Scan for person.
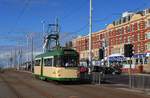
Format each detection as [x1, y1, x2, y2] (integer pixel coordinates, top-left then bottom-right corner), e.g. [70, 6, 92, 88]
[65, 62, 69, 67]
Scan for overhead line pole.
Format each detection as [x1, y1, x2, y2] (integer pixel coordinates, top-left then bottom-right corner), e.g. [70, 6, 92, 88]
[41, 20, 45, 53]
[89, 0, 92, 69]
[26, 35, 29, 70]
[31, 35, 33, 72]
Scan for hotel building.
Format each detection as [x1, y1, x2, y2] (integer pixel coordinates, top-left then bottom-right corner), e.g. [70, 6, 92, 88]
[72, 8, 150, 72]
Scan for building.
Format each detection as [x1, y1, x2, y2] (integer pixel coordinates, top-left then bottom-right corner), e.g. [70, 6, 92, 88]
[72, 8, 150, 72]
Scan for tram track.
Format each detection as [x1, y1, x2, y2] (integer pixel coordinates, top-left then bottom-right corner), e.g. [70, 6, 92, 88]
[0, 74, 23, 98]
[2, 71, 150, 98]
[60, 83, 150, 98]
[11, 71, 149, 98]
[9, 71, 97, 98]
[3, 71, 56, 98]
[59, 85, 99, 98]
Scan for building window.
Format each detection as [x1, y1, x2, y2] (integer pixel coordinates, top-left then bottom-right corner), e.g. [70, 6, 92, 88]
[121, 27, 124, 34]
[146, 43, 150, 50]
[127, 26, 130, 33]
[146, 32, 150, 39]
[132, 37, 134, 42]
[134, 23, 137, 31]
[137, 22, 140, 30]
[147, 19, 150, 27]
[125, 26, 128, 33]
[124, 37, 126, 43]
[127, 36, 130, 43]
[130, 24, 133, 32]
[137, 33, 140, 41]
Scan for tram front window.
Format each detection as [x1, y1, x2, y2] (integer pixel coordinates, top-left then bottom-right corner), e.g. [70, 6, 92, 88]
[54, 55, 78, 67]
[63, 55, 78, 67]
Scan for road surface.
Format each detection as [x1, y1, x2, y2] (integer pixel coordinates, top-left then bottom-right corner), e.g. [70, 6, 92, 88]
[0, 70, 149, 98]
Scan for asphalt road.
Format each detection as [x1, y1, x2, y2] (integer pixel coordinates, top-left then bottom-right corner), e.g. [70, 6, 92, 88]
[104, 74, 129, 84]
[0, 70, 149, 98]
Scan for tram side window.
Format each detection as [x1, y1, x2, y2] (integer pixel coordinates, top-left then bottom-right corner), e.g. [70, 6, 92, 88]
[35, 60, 41, 66]
[54, 56, 62, 67]
[44, 58, 53, 66]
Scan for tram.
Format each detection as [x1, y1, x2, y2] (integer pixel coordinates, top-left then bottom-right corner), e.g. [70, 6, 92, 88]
[34, 48, 80, 81]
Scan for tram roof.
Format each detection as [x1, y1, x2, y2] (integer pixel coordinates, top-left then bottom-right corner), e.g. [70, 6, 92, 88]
[35, 48, 78, 58]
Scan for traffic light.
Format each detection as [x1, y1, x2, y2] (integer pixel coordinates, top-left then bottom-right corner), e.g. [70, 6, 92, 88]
[124, 44, 134, 57]
[99, 48, 104, 60]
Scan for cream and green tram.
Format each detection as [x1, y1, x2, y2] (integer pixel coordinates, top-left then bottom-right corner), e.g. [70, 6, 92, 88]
[33, 49, 80, 81]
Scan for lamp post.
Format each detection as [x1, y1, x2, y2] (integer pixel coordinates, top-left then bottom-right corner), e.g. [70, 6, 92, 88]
[41, 20, 45, 52]
[26, 34, 29, 70]
[103, 28, 110, 67]
[31, 34, 33, 72]
[27, 33, 34, 72]
[88, 0, 92, 69]
[106, 31, 110, 67]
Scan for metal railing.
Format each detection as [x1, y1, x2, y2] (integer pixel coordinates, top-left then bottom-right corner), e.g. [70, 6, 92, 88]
[79, 72, 105, 84]
[131, 75, 150, 90]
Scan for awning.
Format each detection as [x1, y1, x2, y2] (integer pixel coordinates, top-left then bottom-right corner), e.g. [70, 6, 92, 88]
[108, 53, 126, 62]
[109, 56, 126, 62]
[133, 53, 147, 59]
[146, 53, 150, 57]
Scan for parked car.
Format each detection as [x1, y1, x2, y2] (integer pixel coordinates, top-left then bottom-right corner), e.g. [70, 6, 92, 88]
[103, 67, 121, 75]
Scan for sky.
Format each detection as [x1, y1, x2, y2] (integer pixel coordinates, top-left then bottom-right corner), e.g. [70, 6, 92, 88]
[0, 0, 150, 67]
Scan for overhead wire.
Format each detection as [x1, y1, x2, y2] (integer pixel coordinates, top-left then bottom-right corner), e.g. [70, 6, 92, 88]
[61, 0, 88, 21]
[59, 23, 89, 44]
[58, 0, 89, 41]
[12, 0, 31, 33]
[2, 0, 32, 52]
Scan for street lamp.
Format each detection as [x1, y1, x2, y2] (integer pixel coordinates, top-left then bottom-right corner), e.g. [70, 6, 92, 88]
[103, 26, 110, 67]
[41, 20, 46, 52]
[88, 0, 92, 69]
[26, 33, 34, 72]
[26, 34, 30, 70]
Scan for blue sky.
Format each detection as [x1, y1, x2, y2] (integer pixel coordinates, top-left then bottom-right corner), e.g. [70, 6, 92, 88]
[0, 0, 150, 66]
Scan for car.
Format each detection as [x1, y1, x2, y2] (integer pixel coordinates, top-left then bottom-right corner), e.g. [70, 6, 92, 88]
[103, 67, 121, 75]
